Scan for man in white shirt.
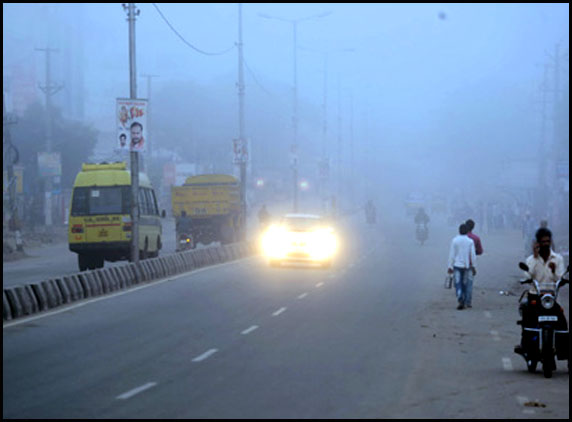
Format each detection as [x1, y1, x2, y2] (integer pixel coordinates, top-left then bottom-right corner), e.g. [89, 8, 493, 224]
[524, 227, 565, 294]
[447, 223, 477, 310]
[515, 227, 566, 357]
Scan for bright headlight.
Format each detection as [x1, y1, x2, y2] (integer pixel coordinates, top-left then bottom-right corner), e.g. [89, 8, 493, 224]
[541, 295, 555, 310]
[308, 229, 338, 260]
[261, 225, 288, 258]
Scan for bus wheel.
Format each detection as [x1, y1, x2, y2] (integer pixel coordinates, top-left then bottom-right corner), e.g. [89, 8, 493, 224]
[78, 254, 89, 271]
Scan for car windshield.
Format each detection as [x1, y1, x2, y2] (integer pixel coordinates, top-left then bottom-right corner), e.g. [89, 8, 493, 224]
[281, 216, 323, 231]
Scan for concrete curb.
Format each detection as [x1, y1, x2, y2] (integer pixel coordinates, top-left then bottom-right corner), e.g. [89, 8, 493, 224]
[3, 242, 258, 322]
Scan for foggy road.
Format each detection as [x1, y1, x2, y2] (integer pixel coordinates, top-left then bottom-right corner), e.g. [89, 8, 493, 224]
[4, 214, 568, 419]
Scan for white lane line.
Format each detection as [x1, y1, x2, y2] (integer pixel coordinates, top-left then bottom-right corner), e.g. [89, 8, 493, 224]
[491, 330, 500, 341]
[516, 395, 529, 406]
[241, 325, 259, 335]
[523, 409, 536, 415]
[192, 348, 218, 362]
[272, 307, 287, 316]
[117, 382, 157, 400]
[316, 282, 324, 288]
[502, 357, 513, 371]
[327, 273, 337, 278]
[298, 292, 308, 299]
[484, 311, 492, 318]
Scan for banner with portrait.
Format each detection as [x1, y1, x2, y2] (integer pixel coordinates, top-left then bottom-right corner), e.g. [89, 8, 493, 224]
[116, 98, 148, 152]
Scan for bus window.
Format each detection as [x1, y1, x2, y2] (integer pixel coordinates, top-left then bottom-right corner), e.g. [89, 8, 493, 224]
[71, 186, 130, 216]
[150, 189, 159, 216]
[143, 188, 158, 216]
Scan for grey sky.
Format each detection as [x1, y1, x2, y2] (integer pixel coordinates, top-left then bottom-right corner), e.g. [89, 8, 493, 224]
[3, 3, 569, 195]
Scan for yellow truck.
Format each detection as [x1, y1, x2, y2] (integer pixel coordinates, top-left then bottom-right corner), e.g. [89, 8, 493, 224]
[171, 174, 244, 247]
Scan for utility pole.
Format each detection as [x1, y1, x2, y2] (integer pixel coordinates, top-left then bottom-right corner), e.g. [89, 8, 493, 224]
[124, 2, 140, 264]
[258, 11, 331, 212]
[3, 94, 20, 240]
[320, 52, 329, 207]
[336, 75, 342, 208]
[237, 3, 247, 240]
[349, 91, 354, 206]
[36, 47, 63, 227]
[141, 73, 158, 162]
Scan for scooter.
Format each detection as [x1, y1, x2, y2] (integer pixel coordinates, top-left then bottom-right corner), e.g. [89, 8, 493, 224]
[177, 233, 195, 251]
[514, 262, 569, 378]
[416, 224, 428, 245]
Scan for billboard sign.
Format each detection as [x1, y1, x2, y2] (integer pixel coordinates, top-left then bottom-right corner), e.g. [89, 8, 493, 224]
[117, 98, 148, 152]
[38, 152, 62, 178]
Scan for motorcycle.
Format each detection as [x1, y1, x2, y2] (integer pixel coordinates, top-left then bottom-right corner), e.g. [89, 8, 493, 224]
[365, 207, 376, 225]
[514, 262, 569, 378]
[177, 233, 195, 251]
[415, 224, 428, 245]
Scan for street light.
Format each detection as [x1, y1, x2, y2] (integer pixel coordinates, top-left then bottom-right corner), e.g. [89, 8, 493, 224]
[258, 10, 332, 212]
[299, 45, 356, 209]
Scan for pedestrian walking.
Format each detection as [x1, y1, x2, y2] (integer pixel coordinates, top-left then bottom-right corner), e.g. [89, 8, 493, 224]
[465, 219, 483, 309]
[447, 223, 477, 310]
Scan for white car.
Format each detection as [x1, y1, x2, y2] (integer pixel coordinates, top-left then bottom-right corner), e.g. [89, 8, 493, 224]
[260, 213, 338, 268]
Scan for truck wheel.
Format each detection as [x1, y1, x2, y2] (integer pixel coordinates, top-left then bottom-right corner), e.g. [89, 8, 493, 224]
[78, 254, 89, 272]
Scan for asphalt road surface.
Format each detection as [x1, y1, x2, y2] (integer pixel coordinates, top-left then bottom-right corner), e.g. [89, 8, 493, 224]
[3, 213, 569, 418]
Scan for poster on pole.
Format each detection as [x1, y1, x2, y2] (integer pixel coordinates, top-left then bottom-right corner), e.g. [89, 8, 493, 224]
[233, 138, 249, 164]
[116, 98, 148, 152]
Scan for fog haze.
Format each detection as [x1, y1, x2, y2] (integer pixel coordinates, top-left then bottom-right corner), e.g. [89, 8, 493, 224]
[3, 3, 569, 213]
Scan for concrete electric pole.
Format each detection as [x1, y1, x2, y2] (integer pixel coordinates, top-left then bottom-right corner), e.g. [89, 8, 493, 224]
[258, 11, 331, 212]
[36, 47, 63, 227]
[237, 3, 247, 240]
[123, 2, 140, 264]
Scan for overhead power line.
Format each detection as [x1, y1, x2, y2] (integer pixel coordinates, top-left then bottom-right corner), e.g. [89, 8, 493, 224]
[243, 57, 274, 97]
[151, 3, 235, 56]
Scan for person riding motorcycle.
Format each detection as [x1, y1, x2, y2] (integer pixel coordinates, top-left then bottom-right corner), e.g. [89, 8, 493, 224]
[516, 227, 567, 353]
[258, 204, 271, 230]
[176, 210, 192, 234]
[414, 207, 430, 228]
[365, 200, 376, 224]
[414, 207, 429, 242]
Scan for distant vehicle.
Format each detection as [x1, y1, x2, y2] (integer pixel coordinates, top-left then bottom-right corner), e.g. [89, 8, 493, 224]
[171, 174, 244, 247]
[404, 192, 426, 216]
[68, 162, 162, 271]
[260, 213, 338, 268]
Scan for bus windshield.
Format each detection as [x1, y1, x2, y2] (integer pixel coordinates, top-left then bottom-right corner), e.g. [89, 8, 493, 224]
[71, 186, 131, 216]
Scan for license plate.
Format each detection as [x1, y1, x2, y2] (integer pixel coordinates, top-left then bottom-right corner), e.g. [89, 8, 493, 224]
[538, 315, 558, 322]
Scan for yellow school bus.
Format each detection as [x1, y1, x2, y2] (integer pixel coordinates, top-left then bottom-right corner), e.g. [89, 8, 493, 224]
[68, 162, 162, 271]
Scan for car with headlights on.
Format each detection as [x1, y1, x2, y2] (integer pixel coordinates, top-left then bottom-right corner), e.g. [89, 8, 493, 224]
[260, 213, 338, 268]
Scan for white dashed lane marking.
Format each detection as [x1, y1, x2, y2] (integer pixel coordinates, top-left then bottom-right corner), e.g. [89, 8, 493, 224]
[490, 330, 500, 341]
[298, 292, 308, 299]
[484, 311, 492, 318]
[272, 307, 287, 316]
[192, 349, 218, 362]
[241, 325, 259, 335]
[116, 382, 157, 400]
[316, 282, 324, 288]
